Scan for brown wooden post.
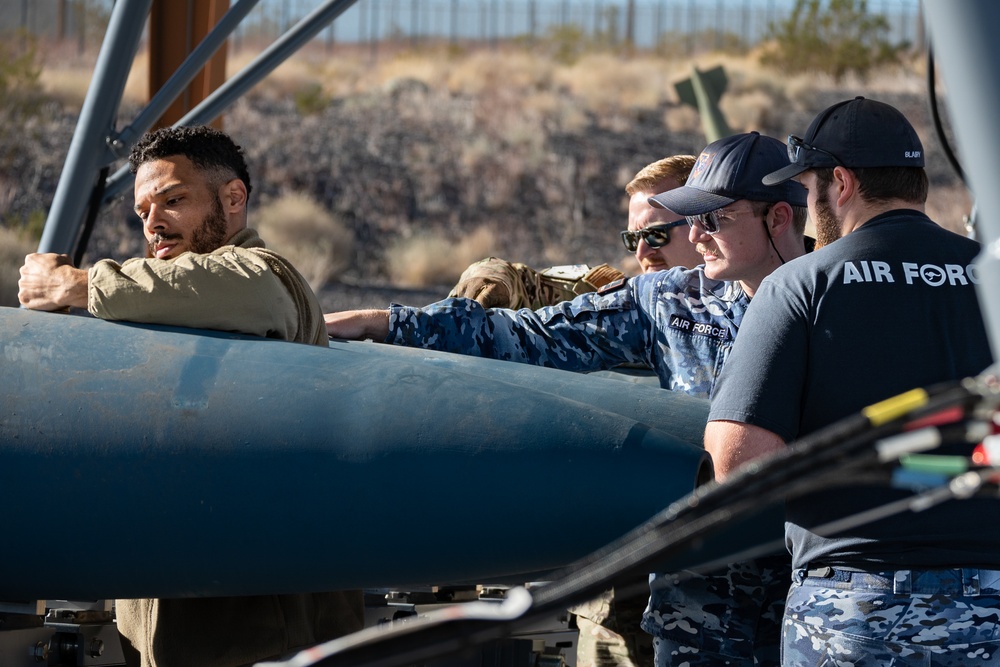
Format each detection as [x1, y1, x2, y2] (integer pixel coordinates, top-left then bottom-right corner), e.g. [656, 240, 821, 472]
[148, 0, 230, 130]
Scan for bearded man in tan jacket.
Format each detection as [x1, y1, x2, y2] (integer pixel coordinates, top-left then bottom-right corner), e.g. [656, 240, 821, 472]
[18, 125, 363, 667]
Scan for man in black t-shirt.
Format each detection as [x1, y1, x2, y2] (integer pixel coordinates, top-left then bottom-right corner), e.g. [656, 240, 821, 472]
[704, 97, 997, 665]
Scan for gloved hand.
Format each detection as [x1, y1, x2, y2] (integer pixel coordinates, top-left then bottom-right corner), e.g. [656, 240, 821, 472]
[450, 276, 513, 309]
[448, 257, 520, 309]
[449, 258, 626, 310]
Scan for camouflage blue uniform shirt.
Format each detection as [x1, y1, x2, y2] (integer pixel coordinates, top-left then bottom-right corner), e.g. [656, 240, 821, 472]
[388, 269, 787, 665]
[387, 266, 747, 398]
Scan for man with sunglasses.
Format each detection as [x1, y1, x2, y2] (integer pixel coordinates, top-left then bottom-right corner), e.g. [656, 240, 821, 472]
[326, 131, 810, 666]
[444, 155, 701, 667]
[704, 98, 996, 664]
[326, 132, 807, 396]
[622, 155, 705, 274]
[447, 155, 702, 311]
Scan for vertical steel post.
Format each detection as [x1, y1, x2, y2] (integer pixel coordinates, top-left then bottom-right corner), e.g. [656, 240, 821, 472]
[923, 0, 1000, 361]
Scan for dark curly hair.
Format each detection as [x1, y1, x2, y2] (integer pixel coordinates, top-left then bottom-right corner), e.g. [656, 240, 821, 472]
[128, 125, 253, 199]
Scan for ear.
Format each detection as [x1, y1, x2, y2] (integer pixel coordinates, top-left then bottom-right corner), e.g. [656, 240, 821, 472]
[831, 166, 857, 209]
[767, 201, 794, 237]
[219, 178, 248, 214]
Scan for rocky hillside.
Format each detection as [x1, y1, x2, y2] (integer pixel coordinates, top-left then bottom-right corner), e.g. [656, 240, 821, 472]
[0, 52, 969, 312]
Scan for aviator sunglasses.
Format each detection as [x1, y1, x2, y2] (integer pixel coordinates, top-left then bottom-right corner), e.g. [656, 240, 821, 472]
[686, 204, 771, 235]
[620, 219, 687, 252]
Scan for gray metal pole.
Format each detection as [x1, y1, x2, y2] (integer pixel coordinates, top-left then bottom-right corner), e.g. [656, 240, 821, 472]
[922, 0, 1000, 361]
[103, 0, 360, 204]
[38, 0, 152, 255]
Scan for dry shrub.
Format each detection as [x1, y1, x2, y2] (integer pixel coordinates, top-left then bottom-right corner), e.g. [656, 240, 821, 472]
[509, 87, 589, 134]
[232, 50, 329, 100]
[386, 226, 496, 288]
[782, 74, 827, 111]
[0, 226, 35, 307]
[375, 51, 452, 90]
[278, 49, 454, 101]
[722, 89, 777, 132]
[663, 104, 701, 135]
[426, 49, 587, 142]
[37, 46, 147, 109]
[441, 52, 559, 177]
[926, 184, 973, 235]
[123, 49, 149, 106]
[618, 55, 685, 107]
[457, 137, 526, 210]
[553, 54, 667, 115]
[319, 60, 371, 98]
[254, 192, 353, 291]
[38, 63, 92, 108]
[835, 62, 925, 95]
[446, 50, 554, 97]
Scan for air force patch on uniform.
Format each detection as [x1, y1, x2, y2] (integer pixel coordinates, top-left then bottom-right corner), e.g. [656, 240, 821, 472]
[597, 277, 627, 294]
[669, 315, 729, 340]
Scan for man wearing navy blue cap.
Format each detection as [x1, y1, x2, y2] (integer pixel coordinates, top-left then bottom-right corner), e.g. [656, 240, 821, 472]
[326, 130, 808, 401]
[642, 131, 808, 667]
[327, 131, 810, 666]
[705, 98, 998, 664]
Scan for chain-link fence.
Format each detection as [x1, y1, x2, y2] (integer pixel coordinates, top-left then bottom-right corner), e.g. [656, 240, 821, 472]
[1, 0, 923, 57]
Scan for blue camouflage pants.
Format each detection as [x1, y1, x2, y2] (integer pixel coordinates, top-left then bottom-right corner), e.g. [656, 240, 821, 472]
[643, 555, 791, 666]
[784, 567, 1000, 665]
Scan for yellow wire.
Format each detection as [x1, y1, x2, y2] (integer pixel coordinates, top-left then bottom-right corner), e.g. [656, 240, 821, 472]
[862, 388, 930, 426]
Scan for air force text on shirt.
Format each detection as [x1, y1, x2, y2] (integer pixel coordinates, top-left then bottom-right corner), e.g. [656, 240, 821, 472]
[841, 260, 980, 286]
[667, 315, 729, 340]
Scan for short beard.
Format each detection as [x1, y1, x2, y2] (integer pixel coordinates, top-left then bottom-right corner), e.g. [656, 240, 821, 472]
[813, 187, 842, 249]
[147, 197, 230, 257]
[189, 197, 230, 253]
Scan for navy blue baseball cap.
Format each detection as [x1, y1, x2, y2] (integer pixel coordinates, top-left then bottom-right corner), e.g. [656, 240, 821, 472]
[648, 131, 807, 215]
[763, 97, 925, 185]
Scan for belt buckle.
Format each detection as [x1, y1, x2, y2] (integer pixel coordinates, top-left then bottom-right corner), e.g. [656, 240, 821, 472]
[807, 566, 833, 579]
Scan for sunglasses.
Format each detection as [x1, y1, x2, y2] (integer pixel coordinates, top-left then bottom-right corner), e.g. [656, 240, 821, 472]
[787, 134, 842, 167]
[620, 219, 687, 252]
[686, 204, 770, 235]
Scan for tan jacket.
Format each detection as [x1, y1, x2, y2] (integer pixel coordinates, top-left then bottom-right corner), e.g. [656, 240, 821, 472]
[105, 229, 363, 665]
[89, 228, 326, 347]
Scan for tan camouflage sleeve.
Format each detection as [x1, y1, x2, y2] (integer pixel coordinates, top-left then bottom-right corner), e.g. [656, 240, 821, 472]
[449, 257, 626, 310]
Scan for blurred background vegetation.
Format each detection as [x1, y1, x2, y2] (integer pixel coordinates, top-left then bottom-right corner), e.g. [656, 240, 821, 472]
[1, 0, 962, 311]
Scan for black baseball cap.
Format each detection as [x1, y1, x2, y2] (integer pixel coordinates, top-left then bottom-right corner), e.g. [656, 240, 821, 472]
[763, 96, 925, 186]
[648, 131, 807, 216]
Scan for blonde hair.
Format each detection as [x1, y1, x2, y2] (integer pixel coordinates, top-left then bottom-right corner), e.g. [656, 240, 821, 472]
[625, 155, 697, 196]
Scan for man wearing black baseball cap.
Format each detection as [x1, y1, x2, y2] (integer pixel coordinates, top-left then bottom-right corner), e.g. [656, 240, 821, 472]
[762, 95, 926, 248]
[327, 131, 811, 667]
[705, 98, 997, 664]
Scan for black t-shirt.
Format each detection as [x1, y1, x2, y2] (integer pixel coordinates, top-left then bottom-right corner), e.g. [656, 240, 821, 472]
[709, 210, 996, 569]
